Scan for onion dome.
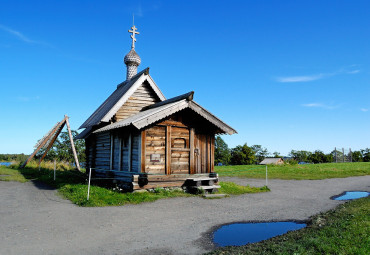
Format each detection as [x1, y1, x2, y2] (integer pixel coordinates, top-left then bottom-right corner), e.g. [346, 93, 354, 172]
[124, 48, 141, 66]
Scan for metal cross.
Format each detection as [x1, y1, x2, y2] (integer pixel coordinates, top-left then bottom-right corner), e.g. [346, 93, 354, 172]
[128, 25, 139, 49]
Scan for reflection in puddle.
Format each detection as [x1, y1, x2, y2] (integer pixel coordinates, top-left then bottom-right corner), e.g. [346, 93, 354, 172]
[213, 221, 306, 247]
[332, 191, 369, 201]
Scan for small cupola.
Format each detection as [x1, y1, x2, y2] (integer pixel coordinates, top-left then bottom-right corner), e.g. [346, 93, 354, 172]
[124, 25, 141, 80]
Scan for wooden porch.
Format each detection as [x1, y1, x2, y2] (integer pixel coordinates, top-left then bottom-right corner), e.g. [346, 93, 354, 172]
[92, 169, 219, 193]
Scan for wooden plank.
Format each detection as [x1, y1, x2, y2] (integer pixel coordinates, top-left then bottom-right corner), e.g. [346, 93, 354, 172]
[210, 135, 215, 173]
[65, 116, 81, 171]
[190, 128, 195, 174]
[137, 181, 185, 190]
[147, 175, 189, 182]
[141, 130, 146, 173]
[38, 122, 66, 166]
[109, 134, 113, 170]
[166, 126, 171, 175]
[186, 177, 218, 182]
[189, 185, 221, 190]
[128, 133, 132, 172]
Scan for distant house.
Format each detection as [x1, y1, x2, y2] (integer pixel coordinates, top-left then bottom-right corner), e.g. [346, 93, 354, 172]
[259, 158, 284, 165]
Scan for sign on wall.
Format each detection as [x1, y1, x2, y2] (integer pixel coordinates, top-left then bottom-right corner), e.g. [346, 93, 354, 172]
[150, 154, 161, 162]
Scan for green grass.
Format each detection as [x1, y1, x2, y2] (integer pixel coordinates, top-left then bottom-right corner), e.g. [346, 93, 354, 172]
[59, 184, 191, 206]
[215, 162, 370, 180]
[1, 162, 269, 207]
[0, 166, 28, 182]
[218, 182, 270, 195]
[206, 197, 370, 255]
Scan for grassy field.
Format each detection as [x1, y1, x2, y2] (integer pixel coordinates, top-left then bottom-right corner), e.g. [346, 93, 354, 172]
[207, 197, 370, 255]
[215, 162, 370, 180]
[0, 162, 269, 207]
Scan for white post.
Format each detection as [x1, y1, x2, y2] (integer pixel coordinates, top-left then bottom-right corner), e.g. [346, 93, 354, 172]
[87, 168, 92, 201]
[265, 165, 268, 186]
[54, 160, 56, 181]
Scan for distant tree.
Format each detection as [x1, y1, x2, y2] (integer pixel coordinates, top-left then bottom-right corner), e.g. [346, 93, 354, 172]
[272, 151, 281, 158]
[251, 145, 269, 163]
[362, 148, 370, 162]
[309, 150, 330, 163]
[324, 153, 334, 163]
[351, 151, 363, 162]
[230, 143, 255, 165]
[214, 136, 230, 165]
[0, 154, 28, 162]
[289, 150, 312, 163]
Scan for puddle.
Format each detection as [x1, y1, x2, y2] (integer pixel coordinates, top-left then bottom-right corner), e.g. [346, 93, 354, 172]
[332, 191, 370, 201]
[213, 221, 306, 247]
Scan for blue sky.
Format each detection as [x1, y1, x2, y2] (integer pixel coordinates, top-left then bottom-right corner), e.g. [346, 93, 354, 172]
[0, 0, 369, 155]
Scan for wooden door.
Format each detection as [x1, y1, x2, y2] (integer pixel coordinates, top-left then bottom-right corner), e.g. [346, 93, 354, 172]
[194, 133, 214, 173]
[170, 127, 190, 174]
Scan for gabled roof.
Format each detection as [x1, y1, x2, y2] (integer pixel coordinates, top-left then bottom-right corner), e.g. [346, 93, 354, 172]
[79, 68, 166, 129]
[259, 158, 284, 165]
[94, 92, 237, 135]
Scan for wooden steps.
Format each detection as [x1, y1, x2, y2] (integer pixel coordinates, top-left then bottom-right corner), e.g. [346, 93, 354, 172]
[184, 174, 219, 194]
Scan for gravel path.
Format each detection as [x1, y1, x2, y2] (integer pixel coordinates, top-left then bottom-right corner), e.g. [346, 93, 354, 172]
[1, 176, 369, 255]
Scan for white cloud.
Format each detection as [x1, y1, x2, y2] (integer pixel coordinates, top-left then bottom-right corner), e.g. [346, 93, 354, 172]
[347, 70, 360, 74]
[302, 103, 337, 110]
[0, 24, 50, 47]
[360, 108, 368, 112]
[0, 24, 36, 43]
[276, 74, 326, 83]
[276, 67, 360, 83]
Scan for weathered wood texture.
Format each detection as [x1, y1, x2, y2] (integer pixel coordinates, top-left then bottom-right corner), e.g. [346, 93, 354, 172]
[194, 132, 214, 174]
[85, 136, 95, 170]
[131, 131, 141, 172]
[65, 116, 81, 171]
[145, 126, 166, 174]
[95, 132, 111, 170]
[170, 126, 190, 175]
[115, 81, 160, 121]
[141, 113, 215, 175]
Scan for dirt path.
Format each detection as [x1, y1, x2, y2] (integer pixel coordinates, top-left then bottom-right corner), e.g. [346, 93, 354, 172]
[1, 176, 369, 255]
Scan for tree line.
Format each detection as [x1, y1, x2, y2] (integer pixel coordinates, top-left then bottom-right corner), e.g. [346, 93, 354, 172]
[0, 153, 29, 162]
[215, 136, 370, 165]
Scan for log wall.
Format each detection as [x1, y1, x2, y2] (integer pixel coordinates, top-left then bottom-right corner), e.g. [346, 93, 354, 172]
[142, 114, 215, 175]
[144, 126, 166, 174]
[95, 132, 111, 170]
[115, 81, 160, 121]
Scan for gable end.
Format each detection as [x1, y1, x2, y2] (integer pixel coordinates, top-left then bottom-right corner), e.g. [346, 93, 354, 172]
[115, 81, 162, 121]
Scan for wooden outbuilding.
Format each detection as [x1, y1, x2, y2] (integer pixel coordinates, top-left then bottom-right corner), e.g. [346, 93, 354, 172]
[77, 26, 236, 191]
[259, 158, 284, 165]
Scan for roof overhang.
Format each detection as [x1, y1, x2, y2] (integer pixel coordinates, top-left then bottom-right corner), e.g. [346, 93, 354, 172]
[94, 93, 237, 135]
